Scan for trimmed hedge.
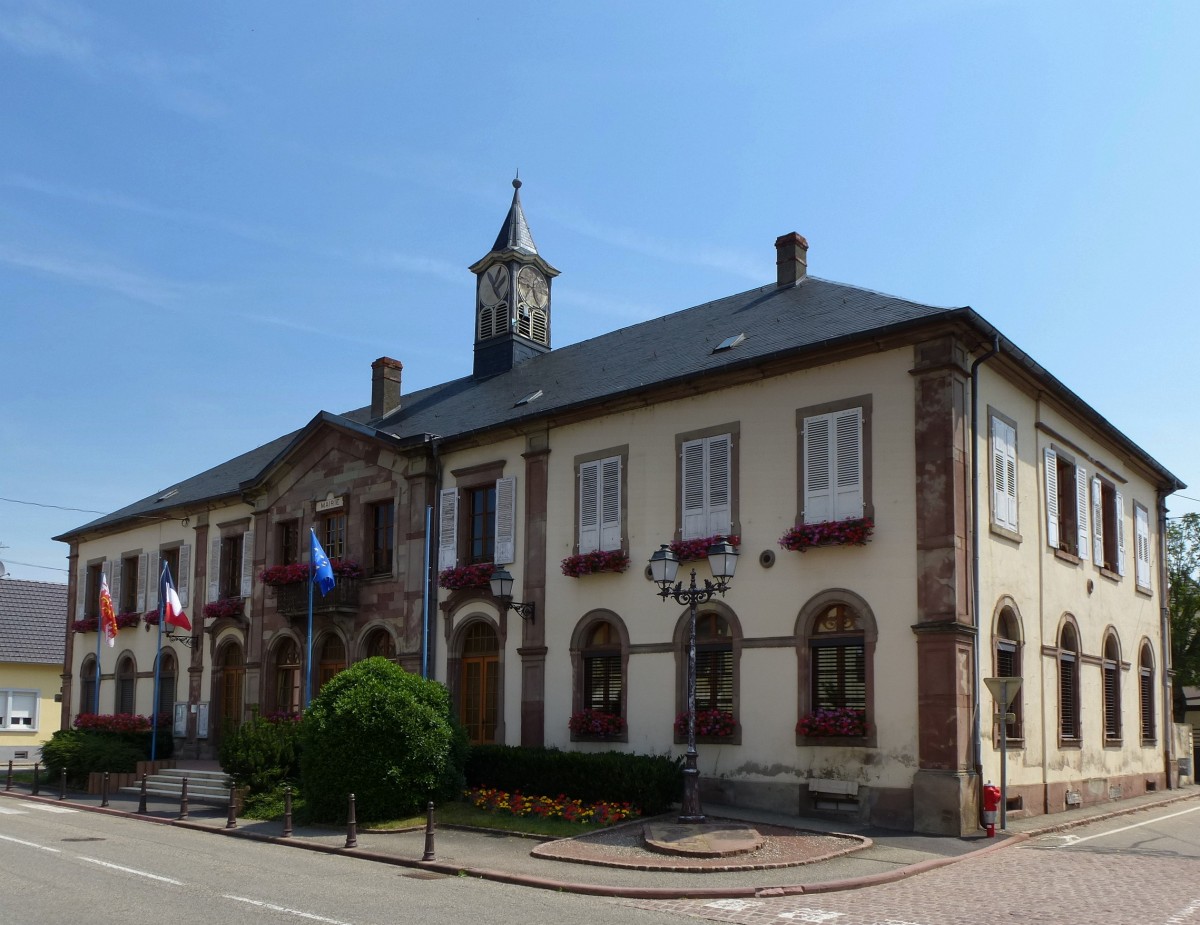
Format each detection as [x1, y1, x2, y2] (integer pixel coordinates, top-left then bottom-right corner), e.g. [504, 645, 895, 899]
[218, 714, 302, 794]
[465, 745, 682, 815]
[41, 730, 144, 787]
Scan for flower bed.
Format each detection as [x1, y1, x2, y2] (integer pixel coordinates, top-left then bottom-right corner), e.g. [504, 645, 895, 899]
[796, 707, 868, 737]
[669, 534, 741, 563]
[71, 612, 140, 634]
[568, 708, 626, 737]
[203, 596, 245, 621]
[561, 549, 630, 577]
[673, 708, 736, 738]
[438, 562, 494, 591]
[779, 517, 874, 552]
[73, 712, 170, 734]
[258, 560, 363, 586]
[464, 787, 640, 826]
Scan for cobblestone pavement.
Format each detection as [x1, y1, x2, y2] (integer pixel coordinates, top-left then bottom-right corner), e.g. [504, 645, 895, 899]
[619, 833, 1200, 925]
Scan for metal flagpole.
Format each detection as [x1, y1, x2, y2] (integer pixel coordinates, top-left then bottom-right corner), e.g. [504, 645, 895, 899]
[151, 560, 164, 762]
[93, 599, 102, 714]
[306, 535, 314, 708]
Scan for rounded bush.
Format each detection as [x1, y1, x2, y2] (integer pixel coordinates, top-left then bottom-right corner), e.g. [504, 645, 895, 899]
[300, 658, 466, 824]
[219, 714, 302, 794]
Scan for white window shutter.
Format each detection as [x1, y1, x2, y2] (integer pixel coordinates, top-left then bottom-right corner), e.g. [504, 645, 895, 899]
[145, 554, 158, 611]
[208, 537, 222, 601]
[1114, 492, 1125, 576]
[136, 552, 149, 612]
[1135, 505, 1151, 590]
[1004, 423, 1018, 531]
[177, 544, 191, 607]
[600, 456, 622, 551]
[833, 408, 863, 521]
[578, 461, 600, 554]
[804, 414, 833, 525]
[1044, 448, 1059, 549]
[706, 434, 732, 535]
[240, 530, 255, 597]
[438, 488, 458, 571]
[494, 476, 516, 565]
[1092, 477, 1104, 565]
[1074, 465, 1089, 560]
[991, 417, 1007, 527]
[76, 564, 88, 619]
[110, 558, 123, 611]
[681, 438, 707, 539]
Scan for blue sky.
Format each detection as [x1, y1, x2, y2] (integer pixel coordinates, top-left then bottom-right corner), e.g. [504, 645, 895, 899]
[2, 1, 1198, 582]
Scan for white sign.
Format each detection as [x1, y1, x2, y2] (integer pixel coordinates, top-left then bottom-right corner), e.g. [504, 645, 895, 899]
[984, 676, 1023, 708]
[315, 495, 344, 512]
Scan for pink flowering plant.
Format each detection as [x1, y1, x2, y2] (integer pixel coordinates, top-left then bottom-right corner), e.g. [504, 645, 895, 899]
[258, 559, 363, 586]
[796, 707, 868, 737]
[560, 549, 630, 578]
[73, 712, 170, 734]
[437, 562, 494, 591]
[779, 518, 874, 552]
[71, 612, 140, 634]
[669, 534, 741, 563]
[568, 708, 626, 737]
[203, 596, 245, 621]
[674, 708, 736, 738]
[464, 787, 640, 826]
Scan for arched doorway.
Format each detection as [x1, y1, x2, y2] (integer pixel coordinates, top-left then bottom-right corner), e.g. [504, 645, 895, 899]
[364, 627, 397, 661]
[317, 635, 346, 692]
[271, 638, 302, 716]
[215, 641, 244, 738]
[459, 621, 499, 744]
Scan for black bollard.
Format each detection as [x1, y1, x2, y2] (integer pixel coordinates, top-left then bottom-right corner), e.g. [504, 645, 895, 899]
[344, 793, 357, 848]
[5, 759, 11, 791]
[282, 786, 293, 837]
[421, 801, 436, 861]
[31, 762, 39, 796]
[101, 771, 110, 808]
[59, 769, 67, 801]
[225, 785, 237, 829]
[178, 777, 189, 820]
[137, 775, 148, 814]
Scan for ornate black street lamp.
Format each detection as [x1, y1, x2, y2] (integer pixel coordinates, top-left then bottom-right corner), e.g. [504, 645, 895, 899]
[648, 536, 738, 824]
[489, 568, 536, 623]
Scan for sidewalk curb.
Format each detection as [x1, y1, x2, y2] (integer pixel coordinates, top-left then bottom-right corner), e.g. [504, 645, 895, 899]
[5, 787, 1198, 899]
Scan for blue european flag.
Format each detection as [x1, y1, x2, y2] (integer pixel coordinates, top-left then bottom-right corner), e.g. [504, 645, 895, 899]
[310, 528, 336, 596]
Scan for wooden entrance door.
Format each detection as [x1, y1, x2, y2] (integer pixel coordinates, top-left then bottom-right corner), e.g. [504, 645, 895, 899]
[460, 622, 498, 744]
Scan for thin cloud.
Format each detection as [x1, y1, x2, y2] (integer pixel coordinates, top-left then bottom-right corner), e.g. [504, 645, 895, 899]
[359, 251, 466, 286]
[0, 242, 181, 306]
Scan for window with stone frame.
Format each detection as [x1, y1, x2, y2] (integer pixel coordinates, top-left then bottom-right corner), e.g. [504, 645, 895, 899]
[1044, 447, 1089, 559]
[1058, 622, 1081, 742]
[369, 501, 395, 575]
[1102, 632, 1122, 743]
[1139, 642, 1156, 742]
[79, 656, 98, 716]
[994, 607, 1024, 742]
[115, 655, 136, 715]
[582, 621, 623, 715]
[322, 513, 346, 561]
[438, 466, 516, 571]
[119, 554, 141, 614]
[272, 638, 302, 715]
[810, 604, 866, 713]
[218, 533, 244, 600]
[687, 612, 736, 720]
[989, 411, 1019, 535]
[277, 519, 300, 566]
[1091, 476, 1124, 577]
[677, 424, 739, 542]
[576, 449, 625, 554]
[85, 562, 103, 618]
[364, 628, 397, 661]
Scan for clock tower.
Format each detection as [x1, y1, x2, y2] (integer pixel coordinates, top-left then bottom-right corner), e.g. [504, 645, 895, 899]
[469, 179, 560, 379]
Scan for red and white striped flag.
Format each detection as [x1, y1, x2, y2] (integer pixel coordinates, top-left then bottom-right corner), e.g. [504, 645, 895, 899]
[99, 573, 118, 647]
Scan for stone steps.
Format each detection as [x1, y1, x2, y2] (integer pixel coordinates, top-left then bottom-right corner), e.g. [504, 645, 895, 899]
[119, 768, 233, 805]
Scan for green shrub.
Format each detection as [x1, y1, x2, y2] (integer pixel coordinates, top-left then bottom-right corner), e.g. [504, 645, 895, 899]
[41, 729, 143, 787]
[300, 658, 467, 824]
[465, 745, 682, 815]
[218, 714, 302, 794]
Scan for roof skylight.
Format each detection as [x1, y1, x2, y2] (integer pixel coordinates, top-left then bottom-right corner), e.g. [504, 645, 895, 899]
[514, 389, 544, 407]
[713, 333, 746, 353]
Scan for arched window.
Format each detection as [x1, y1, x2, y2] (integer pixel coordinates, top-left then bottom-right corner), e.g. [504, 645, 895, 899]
[79, 655, 98, 716]
[1059, 621, 1081, 742]
[673, 607, 741, 742]
[695, 612, 733, 714]
[1139, 642, 1156, 742]
[809, 604, 865, 713]
[364, 628, 397, 661]
[317, 635, 346, 692]
[272, 638, 302, 715]
[115, 655, 136, 715]
[1102, 631, 1122, 742]
[583, 621, 622, 715]
[459, 621, 499, 745]
[994, 605, 1023, 742]
[796, 591, 878, 745]
[155, 649, 177, 724]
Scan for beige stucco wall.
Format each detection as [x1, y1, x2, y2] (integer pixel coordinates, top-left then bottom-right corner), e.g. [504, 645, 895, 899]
[976, 365, 1168, 801]
[1, 661, 62, 758]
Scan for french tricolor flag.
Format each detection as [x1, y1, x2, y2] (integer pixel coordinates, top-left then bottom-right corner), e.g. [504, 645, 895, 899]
[161, 563, 192, 632]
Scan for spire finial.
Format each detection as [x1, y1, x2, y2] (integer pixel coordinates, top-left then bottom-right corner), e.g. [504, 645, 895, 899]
[513, 173, 521, 190]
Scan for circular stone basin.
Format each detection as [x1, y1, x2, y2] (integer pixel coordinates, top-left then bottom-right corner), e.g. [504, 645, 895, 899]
[642, 822, 765, 858]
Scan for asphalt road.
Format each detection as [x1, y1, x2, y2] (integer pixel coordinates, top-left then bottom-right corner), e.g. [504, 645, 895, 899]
[0, 802, 681, 925]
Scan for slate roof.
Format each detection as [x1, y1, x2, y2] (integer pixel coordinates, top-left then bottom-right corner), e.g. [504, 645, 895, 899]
[0, 579, 68, 665]
[55, 264, 1184, 541]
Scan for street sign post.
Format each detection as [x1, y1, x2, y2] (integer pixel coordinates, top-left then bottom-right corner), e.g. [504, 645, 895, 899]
[984, 677, 1023, 830]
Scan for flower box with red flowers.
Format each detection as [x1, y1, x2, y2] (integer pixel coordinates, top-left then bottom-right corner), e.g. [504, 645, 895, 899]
[203, 596, 245, 621]
[568, 708, 626, 738]
[674, 708, 736, 738]
[560, 549, 631, 578]
[437, 562, 495, 591]
[669, 534, 741, 563]
[796, 707, 868, 738]
[258, 559, 364, 586]
[71, 611, 140, 634]
[779, 518, 874, 552]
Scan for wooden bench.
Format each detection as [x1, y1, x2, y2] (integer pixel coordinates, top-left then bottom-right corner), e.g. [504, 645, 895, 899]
[807, 778, 859, 810]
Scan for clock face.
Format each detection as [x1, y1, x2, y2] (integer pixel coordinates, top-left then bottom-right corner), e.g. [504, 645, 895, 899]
[479, 265, 509, 308]
[516, 266, 549, 310]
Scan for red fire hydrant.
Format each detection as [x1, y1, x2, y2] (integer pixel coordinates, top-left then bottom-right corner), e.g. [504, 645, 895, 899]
[982, 782, 1001, 837]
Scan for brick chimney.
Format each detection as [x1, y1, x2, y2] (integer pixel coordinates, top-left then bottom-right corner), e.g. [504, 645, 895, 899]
[371, 357, 403, 419]
[775, 232, 808, 288]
